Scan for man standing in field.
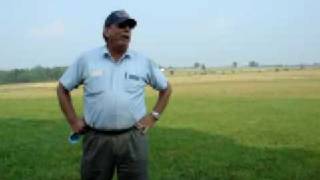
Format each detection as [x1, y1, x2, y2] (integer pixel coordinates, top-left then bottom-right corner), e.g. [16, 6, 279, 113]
[57, 10, 172, 180]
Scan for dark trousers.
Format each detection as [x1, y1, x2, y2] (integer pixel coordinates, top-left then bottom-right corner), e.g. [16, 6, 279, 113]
[81, 127, 148, 180]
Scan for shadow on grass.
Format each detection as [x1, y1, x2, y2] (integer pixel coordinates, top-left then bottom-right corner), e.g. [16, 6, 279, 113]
[0, 118, 319, 180]
[149, 127, 320, 180]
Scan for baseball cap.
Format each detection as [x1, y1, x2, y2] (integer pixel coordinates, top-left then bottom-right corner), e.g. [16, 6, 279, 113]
[104, 10, 137, 28]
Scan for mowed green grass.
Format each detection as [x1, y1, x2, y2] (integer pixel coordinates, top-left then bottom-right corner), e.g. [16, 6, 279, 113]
[1, 69, 320, 180]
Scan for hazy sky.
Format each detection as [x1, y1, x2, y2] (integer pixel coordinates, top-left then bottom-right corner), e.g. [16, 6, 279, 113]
[0, 0, 319, 69]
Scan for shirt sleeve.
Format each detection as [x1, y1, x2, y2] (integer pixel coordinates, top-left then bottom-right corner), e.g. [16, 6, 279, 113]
[147, 59, 168, 91]
[59, 57, 85, 91]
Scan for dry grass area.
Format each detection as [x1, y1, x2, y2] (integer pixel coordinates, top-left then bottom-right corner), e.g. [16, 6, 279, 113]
[155, 69, 320, 99]
[0, 82, 80, 99]
[1, 69, 319, 99]
[168, 69, 320, 84]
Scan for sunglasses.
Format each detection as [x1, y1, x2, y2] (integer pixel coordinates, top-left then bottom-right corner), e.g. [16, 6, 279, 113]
[117, 22, 134, 29]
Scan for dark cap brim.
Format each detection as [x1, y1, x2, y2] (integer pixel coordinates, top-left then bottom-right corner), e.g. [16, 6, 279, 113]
[105, 17, 137, 28]
[118, 18, 137, 28]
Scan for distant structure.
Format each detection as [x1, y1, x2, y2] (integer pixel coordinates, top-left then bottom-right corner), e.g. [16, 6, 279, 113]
[248, 61, 259, 67]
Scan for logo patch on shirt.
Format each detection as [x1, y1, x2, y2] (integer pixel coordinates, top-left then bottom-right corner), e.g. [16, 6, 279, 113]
[90, 69, 104, 77]
[125, 72, 140, 81]
[129, 74, 140, 81]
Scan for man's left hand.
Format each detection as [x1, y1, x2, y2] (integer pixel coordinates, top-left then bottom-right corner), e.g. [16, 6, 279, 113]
[135, 114, 157, 134]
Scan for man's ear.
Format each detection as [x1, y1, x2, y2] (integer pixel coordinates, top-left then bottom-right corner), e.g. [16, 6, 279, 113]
[103, 28, 109, 38]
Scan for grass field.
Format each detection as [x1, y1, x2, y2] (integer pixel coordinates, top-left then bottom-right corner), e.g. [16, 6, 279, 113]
[1, 69, 320, 180]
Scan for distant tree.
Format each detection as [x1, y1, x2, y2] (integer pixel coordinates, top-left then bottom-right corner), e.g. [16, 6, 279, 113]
[232, 62, 238, 68]
[0, 66, 67, 84]
[201, 64, 206, 70]
[194, 62, 201, 69]
[313, 62, 320, 67]
[248, 61, 259, 67]
[30, 66, 47, 81]
[51, 67, 66, 80]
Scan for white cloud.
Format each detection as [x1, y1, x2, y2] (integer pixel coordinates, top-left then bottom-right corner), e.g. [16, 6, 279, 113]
[27, 20, 65, 39]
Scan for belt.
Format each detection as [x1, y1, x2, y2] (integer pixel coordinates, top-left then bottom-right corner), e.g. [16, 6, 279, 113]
[86, 125, 136, 135]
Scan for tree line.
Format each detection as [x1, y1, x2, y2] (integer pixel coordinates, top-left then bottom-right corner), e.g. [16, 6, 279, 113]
[0, 66, 66, 84]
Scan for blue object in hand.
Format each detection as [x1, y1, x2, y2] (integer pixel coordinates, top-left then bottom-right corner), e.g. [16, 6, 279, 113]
[68, 133, 81, 144]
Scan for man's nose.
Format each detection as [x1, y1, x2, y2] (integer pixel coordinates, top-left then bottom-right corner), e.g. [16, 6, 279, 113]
[123, 26, 131, 32]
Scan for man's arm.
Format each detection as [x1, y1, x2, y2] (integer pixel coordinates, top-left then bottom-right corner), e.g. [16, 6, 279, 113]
[56, 82, 86, 133]
[152, 82, 172, 115]
[136, 82, 172, 131]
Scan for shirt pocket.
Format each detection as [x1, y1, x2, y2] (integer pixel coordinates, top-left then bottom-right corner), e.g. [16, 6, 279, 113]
[124, 76, 144, 93]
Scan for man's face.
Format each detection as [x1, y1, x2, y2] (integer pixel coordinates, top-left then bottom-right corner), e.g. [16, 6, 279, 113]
[104, 22, 133, 48]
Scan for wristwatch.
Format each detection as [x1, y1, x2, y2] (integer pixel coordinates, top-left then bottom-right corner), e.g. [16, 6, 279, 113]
[151, 111, 161, 120]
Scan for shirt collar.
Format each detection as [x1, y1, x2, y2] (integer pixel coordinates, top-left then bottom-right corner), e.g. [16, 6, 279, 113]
[103, 45, 132, 61]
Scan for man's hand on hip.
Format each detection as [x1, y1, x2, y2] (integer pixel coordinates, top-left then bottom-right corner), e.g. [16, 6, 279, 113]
[70, 117, 87, 134]
[135, 114, 157, 134]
